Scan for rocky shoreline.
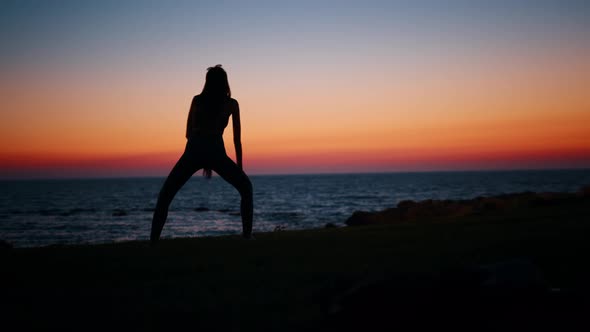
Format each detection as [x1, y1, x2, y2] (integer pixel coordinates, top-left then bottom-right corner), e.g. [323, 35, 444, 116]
[346, 186, 590, 226]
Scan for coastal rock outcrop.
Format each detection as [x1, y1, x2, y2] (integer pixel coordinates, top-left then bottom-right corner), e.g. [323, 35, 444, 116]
[0, 239, 12, 250]
[345, 187, 589, 226]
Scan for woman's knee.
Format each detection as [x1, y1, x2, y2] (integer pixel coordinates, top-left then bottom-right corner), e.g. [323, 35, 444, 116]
[239, 177, 253, 198]
[157, 187, 173, 208]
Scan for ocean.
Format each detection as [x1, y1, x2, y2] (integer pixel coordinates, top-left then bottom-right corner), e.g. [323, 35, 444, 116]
[1, 170, 589, 248]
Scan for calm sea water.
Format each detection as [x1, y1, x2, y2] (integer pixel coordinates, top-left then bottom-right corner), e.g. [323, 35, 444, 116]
[1, 170, 589, 248]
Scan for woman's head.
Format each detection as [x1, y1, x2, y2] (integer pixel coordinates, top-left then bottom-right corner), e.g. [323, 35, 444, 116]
[201, 64, 231, 98]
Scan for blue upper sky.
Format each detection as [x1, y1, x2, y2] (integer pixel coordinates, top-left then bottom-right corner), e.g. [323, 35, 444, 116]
[2, 1, 589, 73]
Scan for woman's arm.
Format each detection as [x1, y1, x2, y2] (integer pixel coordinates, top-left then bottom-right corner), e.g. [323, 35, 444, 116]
[232, 100, 243, 169]
[186, 96, 197, 139]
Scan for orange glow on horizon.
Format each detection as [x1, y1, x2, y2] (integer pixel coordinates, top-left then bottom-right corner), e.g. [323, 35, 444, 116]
[2, 145, 589, 178]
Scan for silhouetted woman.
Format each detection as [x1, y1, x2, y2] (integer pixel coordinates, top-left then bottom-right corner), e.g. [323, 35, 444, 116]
[150, 65, 253, 245]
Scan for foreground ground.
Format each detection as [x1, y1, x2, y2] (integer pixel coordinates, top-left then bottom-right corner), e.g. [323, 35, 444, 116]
[2, 196, 590, 331]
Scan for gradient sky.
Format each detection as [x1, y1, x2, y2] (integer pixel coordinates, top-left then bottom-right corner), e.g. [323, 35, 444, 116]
[1, 1, 589, 178]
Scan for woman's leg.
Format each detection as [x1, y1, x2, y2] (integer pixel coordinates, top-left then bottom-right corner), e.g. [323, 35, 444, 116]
[150, 154, 201, 245]
[213, 156, 254, 237]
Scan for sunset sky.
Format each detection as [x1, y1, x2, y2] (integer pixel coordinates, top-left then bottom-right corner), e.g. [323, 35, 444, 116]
[1, 1, 589, 178]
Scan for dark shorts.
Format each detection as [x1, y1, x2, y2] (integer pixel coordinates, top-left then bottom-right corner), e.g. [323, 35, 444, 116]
[185, 134, 227, 167]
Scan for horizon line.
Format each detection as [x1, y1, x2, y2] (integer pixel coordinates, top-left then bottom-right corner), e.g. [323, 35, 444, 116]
[2, 166, 590, 181]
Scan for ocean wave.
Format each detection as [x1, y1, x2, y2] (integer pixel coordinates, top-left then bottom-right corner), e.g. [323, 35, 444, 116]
[0, 208, 100, 217]
[261, 211, 305, 221]
[112, 209, 128, 217]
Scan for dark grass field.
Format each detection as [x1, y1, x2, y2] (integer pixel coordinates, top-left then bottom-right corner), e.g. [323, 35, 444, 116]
[2, 197, 590, 331]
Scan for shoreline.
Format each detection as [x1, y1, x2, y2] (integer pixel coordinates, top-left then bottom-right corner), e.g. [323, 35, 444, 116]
[2, 188, 590, 330]
[2, 167, 590, 182]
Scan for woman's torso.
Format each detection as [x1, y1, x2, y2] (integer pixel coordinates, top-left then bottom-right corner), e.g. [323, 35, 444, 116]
[186, 95, 235, 158]
[189, 95, 233, 137]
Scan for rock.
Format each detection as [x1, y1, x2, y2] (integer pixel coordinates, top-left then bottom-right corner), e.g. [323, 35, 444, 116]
[345, 211, 368, 226]
[345, 186, 588, 226]
[532, 192, 573, 206]
[578, 185, 590, 197]
[476, 197, 510, 211]
[345, 210, 386, 226]
[402, 199, 472, 220]
[0, 239, 12, 250]
[397, 200, 417, 211]
[112, 209, 128, 217]
[273, 225, 286, 232]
